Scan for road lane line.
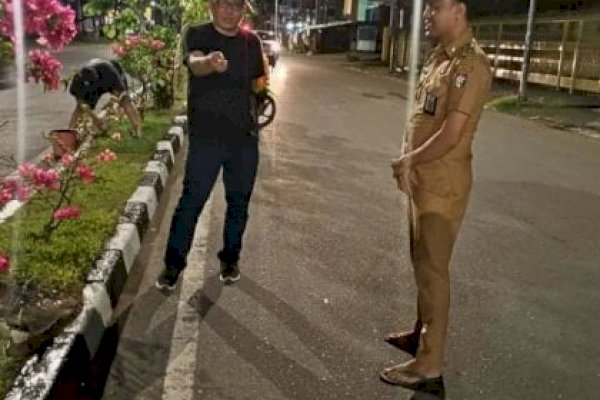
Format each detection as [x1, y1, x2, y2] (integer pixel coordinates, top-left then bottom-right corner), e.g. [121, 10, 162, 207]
[161, 194, 213, 400]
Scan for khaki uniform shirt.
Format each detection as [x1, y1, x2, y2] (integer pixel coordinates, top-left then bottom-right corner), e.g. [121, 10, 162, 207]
[406, 29, 492, 201]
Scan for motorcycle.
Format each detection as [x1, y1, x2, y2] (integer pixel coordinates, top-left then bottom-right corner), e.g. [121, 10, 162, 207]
[255, 53, 277, 130]
[256, 90, 276, 130]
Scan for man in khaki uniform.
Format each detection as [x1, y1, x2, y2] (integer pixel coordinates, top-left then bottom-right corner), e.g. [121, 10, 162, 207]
[380, 0, 492, 393]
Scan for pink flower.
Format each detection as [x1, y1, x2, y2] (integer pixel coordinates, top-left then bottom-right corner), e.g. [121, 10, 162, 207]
[45, 169, 60, 182]
[32, 167, 60, 190]
[0, 2, 15, 41]
[76, 164, 95, 184]
[0, 188, 13, 205]
[111, 43, 127, 57]
[32, 168, 46, 186]
[1, 0, 77, 51]
[151, 39, 165, 50]
[53, 205, 81, 221]
[116, 46, 127, 57]
[27, 49, 62, 90]
[27, 0, 77, 50]
[0, 178, 29, 204]
[60, 153, 74, 167]
[0, 252, 10, 273]
[1, 178, 18, 192]
[1, 179, 30, 202]
[18, 162, 36, 178]
[15, 183, 30, 201]
[35, 7, 77, 51]
[97, 149, 117, 163]
[128, 35, 142, 46]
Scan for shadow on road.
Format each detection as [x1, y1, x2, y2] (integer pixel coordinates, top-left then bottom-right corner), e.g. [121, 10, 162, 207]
[187, 275, 422, 399]
[411, 390, 445, 400]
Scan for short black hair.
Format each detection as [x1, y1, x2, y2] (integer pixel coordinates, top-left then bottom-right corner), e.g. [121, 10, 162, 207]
[80, 66, 98, 83]
[426, 0, 471, 17]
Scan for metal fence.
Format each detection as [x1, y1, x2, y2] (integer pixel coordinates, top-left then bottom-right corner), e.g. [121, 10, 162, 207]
[393, 11, 600, 94]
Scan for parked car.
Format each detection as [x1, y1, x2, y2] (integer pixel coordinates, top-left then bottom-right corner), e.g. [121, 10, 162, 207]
[255, 30, 281, 68]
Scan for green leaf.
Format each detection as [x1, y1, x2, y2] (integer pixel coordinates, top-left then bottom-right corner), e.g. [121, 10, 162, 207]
[103, 26, 117, 39]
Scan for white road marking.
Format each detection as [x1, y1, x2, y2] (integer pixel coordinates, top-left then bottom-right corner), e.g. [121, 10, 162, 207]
[161, 194, 213, 400]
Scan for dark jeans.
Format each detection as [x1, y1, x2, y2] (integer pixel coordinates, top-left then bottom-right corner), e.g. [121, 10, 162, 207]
[164, 135, 259, 271]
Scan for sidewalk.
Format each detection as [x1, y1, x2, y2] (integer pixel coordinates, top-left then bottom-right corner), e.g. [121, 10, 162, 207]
[487, 81, 600, 139]
[333, 53, 600, 139]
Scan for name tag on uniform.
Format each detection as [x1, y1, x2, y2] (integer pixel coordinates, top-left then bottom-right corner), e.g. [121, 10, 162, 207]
[424, 92, 438, 115]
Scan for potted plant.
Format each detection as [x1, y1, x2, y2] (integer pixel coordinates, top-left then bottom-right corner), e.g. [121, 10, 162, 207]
[45, 129, 80, 159]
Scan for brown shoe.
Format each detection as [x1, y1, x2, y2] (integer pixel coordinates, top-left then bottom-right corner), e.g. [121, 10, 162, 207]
[380, 364, 444, 397]
[384, 331, 420, 357]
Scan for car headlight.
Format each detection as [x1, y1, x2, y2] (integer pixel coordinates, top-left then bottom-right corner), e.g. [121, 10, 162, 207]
[271, 42, 281, 53]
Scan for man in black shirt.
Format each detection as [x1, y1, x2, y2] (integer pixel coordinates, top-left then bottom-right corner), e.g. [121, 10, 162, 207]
[156, 0, 264, 290]
[68, 58, 142, 137]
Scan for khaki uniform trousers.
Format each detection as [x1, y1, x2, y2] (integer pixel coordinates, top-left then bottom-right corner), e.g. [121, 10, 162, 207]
[409, 161, 472, 368]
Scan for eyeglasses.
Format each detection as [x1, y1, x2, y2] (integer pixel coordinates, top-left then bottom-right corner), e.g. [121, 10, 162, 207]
[214, 0, 245, 11]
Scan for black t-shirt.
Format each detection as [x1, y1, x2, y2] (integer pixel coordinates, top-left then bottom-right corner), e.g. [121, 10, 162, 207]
[184, 24, 264, 138]
[69, 59, 127, 109]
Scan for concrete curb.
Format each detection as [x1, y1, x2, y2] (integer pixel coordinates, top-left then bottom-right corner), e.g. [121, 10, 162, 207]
[5, 115, 188, 400]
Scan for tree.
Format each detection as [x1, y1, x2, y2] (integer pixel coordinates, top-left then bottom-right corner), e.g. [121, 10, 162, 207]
[84, 0, 160, 38]
[180, 0, 210, 28]
[0, 0, 77, 88]
[0, 0, 77, 160]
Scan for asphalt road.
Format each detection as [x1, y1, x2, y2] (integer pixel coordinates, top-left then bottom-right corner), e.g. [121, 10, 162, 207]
[96, 54, 600, 400]
[0, 43, 111, 176]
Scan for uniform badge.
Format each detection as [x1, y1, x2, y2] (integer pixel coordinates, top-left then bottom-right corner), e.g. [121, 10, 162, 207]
[455, 74, 468, 88]
[424, 92, 437, 115]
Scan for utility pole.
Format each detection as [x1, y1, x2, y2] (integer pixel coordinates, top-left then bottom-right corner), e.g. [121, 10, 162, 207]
[519, 0, 537, 102]
[388, 0, 396, 71]
[275, 0, 279, 34]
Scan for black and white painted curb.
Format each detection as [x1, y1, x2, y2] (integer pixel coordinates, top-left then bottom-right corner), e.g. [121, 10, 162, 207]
[5, 115, 188, 400]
